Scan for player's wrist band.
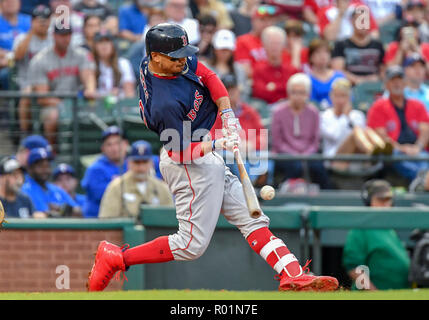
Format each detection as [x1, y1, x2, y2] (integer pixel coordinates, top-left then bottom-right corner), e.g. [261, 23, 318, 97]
[212, 139, 216, 151]
[220, 108, 233, 116]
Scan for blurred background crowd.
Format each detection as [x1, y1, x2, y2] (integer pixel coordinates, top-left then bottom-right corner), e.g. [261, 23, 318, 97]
[1, 0, 429, 218]
[0, 0, 429, 291]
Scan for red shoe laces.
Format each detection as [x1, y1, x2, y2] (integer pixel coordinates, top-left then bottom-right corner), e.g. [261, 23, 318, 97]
[112, 244, 130, 286]
[302, 259, 312, 274]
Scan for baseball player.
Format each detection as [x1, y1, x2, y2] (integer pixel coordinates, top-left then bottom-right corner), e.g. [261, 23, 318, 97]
[87, 23, 339, 292]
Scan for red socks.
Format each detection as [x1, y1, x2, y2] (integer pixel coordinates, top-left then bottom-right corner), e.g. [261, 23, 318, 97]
[247, 227, 302, 277]
[122, 228, 302, 279]
[123, 236, 174, 267]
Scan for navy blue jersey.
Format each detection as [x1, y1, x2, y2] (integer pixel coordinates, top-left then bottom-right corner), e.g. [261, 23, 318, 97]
[138, 55, 218, 152]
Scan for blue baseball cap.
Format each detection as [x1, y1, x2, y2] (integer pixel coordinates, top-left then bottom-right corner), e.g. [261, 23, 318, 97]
[403, 53, 426, 68]
[128, 140, 152, 161]
[102, 126, 123, 142]
[27, 148, 54, 166]
[53, 163, 76, 180]
[21, 135, 50, 151]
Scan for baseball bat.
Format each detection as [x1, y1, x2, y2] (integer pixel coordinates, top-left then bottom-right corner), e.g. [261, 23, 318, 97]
[233, 146, 262, 219]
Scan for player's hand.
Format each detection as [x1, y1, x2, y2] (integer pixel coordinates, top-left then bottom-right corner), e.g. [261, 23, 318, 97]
[213, 133, 241, 152]
[221, 109, 242, 136]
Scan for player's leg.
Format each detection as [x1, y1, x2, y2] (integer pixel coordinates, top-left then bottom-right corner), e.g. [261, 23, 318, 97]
[221, 168, 339, 291]
[87, 151, 225, 291]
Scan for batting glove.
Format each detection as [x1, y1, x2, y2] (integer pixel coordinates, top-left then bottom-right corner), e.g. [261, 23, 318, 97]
[213, 133, 241, 152]
[220, 108, 242, 137]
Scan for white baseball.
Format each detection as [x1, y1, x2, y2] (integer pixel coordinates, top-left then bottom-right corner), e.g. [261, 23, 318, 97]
[260, 185, 275, 201]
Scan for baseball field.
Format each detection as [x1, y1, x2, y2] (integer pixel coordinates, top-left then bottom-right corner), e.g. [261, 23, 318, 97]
[0, 289, 428, 300]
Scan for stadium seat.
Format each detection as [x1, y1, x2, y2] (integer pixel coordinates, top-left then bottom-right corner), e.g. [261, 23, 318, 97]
[351, 81, 384, 112]
[379, 19, 402, 48]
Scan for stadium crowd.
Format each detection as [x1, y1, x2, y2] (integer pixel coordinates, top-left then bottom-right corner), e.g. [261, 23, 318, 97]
[1, 0, 429, 211]
[1, 0, 429, 290]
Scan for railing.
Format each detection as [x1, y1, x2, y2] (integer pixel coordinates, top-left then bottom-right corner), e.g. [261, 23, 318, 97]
[1, 90, 429, 181]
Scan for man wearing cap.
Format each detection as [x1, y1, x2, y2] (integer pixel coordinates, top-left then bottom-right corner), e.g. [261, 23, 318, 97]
[403, 53, 429, 112]
[53, 163, 86, 210]
[98, 140, 173, 218]
[81, 126, 127, 218]
[367, 65, 429, 181]
[0, 156, 35, 218]
[28, 17, 97, 146]
[21, 148, 80, 217]
[343, 179, 410, 290]
[13, 4, 53, 134]
[15, 134, 51, 171]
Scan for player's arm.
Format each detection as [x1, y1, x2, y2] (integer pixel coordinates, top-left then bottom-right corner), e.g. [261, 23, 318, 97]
[195, 61, 241, 136]
[195, 61, 230, 111]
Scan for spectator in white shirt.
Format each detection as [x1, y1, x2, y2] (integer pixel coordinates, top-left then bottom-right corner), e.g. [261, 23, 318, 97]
[362, 0, 401, 26]
[165, 0, 200, 45]
[320, 78, 389, 170]
[92, 31, 136, 98]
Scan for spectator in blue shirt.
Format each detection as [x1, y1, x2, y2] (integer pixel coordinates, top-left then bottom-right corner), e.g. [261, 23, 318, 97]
[21, 148, 81, 218]
[0, 0, 31, 51]
[53, 163, 86, 210]
[81, 126, 127, 218]
[403, 53, 429, 113]
[0, 0, 31, 89]
[15, 134, 51, 172]
[0, 156, 35, 218]
[308, 38, 345, 109]
[119, 0, 160, 43]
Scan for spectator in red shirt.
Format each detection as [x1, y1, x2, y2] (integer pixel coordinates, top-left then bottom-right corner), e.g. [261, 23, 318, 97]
[384, 22, 429, 73]
[251, 26, 299, 105]
[234, 4, 278, 78]
[210, 74, 271, 183]
[367, 65, 429, 181]
[318, 0, 379, 42]
[264, 0, 319, 25]
[271, 73, 332, 189]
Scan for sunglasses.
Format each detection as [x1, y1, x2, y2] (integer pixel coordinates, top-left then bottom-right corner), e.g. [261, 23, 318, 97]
[257, 5, 277, 15]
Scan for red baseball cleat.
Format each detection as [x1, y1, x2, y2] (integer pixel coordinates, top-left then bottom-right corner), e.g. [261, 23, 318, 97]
[87, 241, 128, 292]
[277, 260, 339, 292]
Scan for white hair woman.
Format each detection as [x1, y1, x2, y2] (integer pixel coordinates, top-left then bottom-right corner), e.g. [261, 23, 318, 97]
[320, 78, 390, 170]
[271, 73, 332, 189]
